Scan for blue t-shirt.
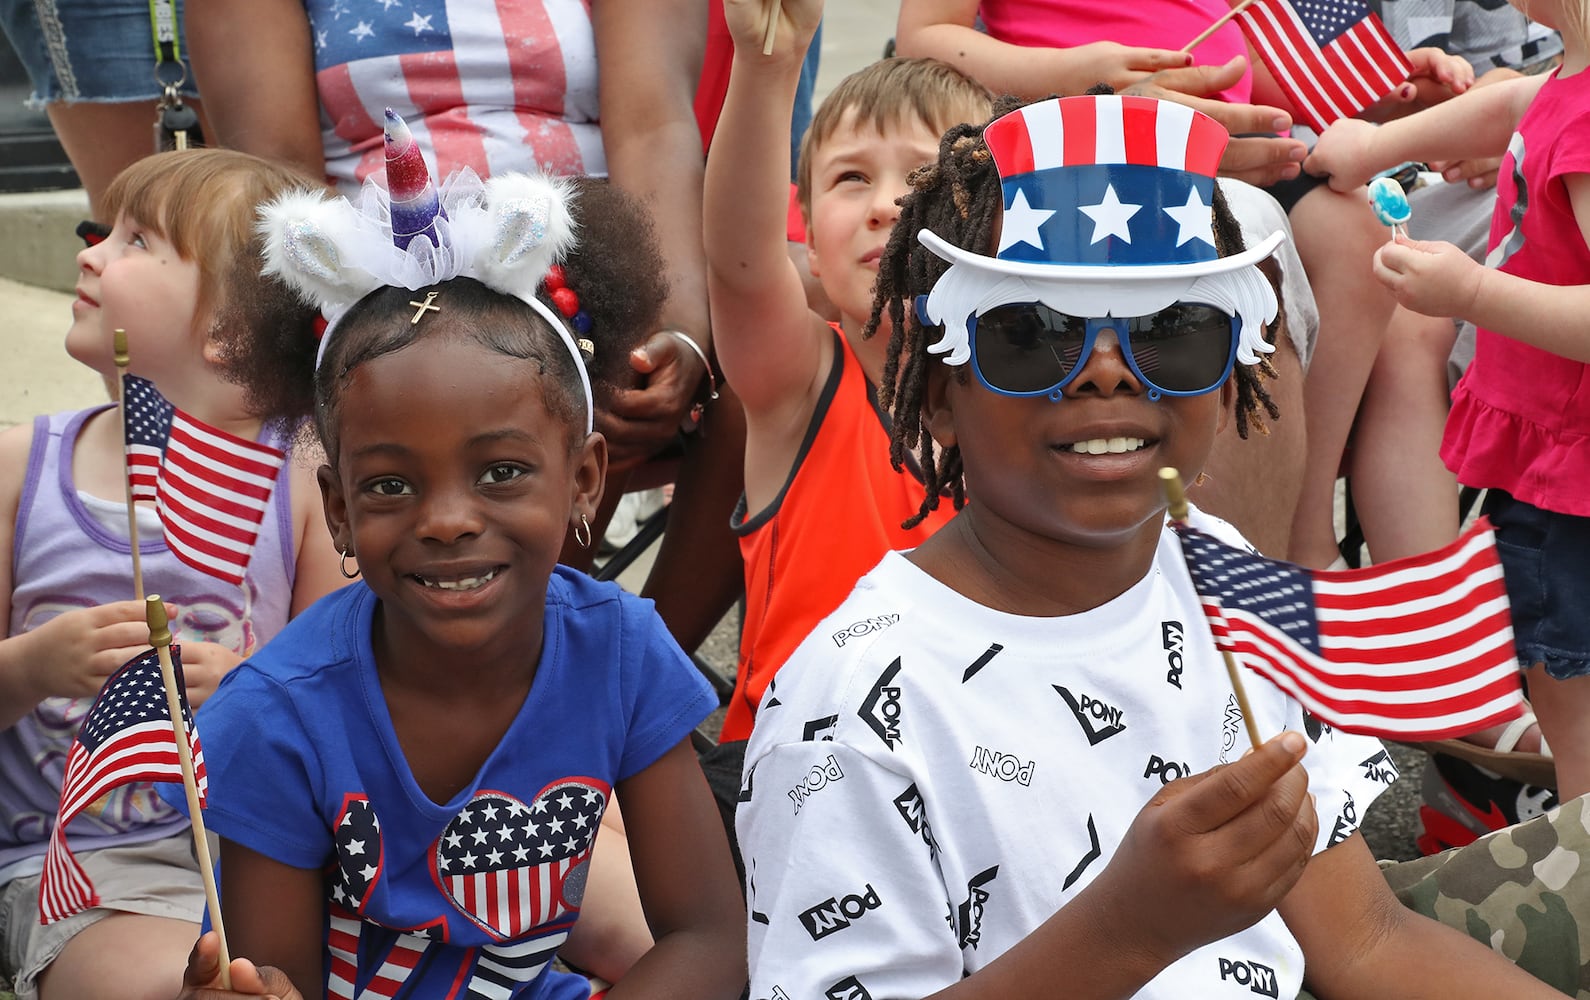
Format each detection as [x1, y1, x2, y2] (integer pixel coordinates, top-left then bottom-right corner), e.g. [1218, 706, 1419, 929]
[163, 569, 716, 998]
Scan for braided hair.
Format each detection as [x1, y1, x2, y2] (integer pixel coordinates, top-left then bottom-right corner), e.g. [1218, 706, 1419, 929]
[865, 96, 1282, 529]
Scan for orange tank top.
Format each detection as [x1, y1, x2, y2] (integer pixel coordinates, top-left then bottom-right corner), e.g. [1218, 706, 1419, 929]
[722, 329, 956, 741]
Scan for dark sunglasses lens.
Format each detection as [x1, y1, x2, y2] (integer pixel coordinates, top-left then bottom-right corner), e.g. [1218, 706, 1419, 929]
[974, 304, 1087, 393]
[1127, 304, 1234, 393]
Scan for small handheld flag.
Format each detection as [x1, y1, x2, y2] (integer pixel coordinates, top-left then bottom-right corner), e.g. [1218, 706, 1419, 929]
[38, 624, 206, 923]
[1233, 0, 1414, 131]
[1173, 516, 1525, 741]
[122, 373, 285, 585]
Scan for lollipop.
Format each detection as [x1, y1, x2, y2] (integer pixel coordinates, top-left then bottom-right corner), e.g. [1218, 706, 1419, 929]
[384, 108, 445, 251]
[1367, 175, 1411, 240]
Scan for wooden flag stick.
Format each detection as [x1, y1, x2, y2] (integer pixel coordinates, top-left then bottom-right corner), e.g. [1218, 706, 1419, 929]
[113, 330, 146, 602]
[1160, 467, 1263, 750]
[761, 0, 780, 55]
[147, 595, 230, 988]
[1181, 0, 1260, 54]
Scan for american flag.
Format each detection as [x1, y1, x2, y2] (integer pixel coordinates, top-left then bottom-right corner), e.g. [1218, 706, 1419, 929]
[436, 783, 605, 942]
[308, 0, 601, 193]
[39, 647, 206, 924]
[1174, 518, 1526, 740]
[1234, 0, 1415, 131]
[122, 374, 285, 586]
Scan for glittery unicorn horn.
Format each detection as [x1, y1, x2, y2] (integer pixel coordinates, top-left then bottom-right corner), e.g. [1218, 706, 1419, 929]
[384, 108, 444, 251]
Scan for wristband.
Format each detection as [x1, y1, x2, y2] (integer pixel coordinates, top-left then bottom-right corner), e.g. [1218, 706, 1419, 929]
[663, 329, 719, 401]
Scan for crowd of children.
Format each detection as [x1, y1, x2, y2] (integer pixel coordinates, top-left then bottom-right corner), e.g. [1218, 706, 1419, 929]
[2, 0, 1590, 996]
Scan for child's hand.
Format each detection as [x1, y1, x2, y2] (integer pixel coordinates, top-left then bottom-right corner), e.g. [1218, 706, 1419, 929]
[19, 600, 150, 701]
[1124, 57, 1308, 186]
[1303, 119, 1381, 192]
[1406, 46, 1476, 98]
[1098, 732, 1316, 966]
[179, 931, 304, 1000]
[175, 640, 244, 708]
[1057, 41, 1192, 94]
[598, 331, 710, 473]
[723, 0, 822, 61]
[1372, 235, 1484, 318]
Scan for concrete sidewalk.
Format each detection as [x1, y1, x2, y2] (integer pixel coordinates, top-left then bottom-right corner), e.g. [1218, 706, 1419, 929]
[2, 275, 102, 432]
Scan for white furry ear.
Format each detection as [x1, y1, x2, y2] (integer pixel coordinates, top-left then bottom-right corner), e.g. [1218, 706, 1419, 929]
[475, 173, 578, 291]
[258, 189, 382, 312]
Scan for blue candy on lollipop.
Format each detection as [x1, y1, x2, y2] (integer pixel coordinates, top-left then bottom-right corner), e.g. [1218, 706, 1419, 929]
[1367, 176, 1411, 239]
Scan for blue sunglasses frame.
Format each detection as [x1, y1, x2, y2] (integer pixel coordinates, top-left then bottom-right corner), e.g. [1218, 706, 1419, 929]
[915, 295, 1240, 402]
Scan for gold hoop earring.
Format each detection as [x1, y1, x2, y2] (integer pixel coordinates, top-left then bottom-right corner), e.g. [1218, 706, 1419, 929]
[574, 513, 593, 550]
[339, 548, 361, 579]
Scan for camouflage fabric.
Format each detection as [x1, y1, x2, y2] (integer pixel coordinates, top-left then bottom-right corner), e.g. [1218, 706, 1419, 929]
[1376, 794, 1590, 996]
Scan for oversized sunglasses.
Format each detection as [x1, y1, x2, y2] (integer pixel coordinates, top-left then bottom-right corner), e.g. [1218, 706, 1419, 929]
[919, 297, 1239, 401]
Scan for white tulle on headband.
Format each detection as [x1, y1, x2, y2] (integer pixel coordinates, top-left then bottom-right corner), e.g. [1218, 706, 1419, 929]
[257, 169, 594, 434]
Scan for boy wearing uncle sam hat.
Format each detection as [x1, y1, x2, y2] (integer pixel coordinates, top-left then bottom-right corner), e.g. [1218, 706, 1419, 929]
[737, 93, 1567, 1000]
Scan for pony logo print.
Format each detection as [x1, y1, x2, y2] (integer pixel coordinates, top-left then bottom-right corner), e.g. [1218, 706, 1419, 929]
[434, 780, 607, 940]
[859, 659, 903, 749]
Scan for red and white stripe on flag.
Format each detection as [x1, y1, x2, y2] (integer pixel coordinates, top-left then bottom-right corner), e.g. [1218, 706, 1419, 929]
[38, 648, 206, 924]
[1235, 0, 1414, 131]
[156, 414, 284, 586]
[1198, 520, 1524, 740]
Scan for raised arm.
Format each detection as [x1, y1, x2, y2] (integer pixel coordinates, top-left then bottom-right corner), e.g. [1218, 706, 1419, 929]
[183, 0, 324, 180]
[896, 0, 1192, 98]
[705, 0, 830, 420]
[1306, 73, 1547, 191]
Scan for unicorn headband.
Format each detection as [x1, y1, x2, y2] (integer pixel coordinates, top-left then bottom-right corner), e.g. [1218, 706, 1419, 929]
[258, 109, 595, 434]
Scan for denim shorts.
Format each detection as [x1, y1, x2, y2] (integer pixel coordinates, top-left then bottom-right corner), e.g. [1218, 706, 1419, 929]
[0, 0, 199, 107]
[1484, 489, 1590, 680]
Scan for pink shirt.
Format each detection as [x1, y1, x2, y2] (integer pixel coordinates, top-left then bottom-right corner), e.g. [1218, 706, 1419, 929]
[977, 0, 1253, 104]
[1441, 69, 1590, 516]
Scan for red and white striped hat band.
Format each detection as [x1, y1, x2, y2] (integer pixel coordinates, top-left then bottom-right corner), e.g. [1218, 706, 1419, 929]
[982, 95, 1228, 177]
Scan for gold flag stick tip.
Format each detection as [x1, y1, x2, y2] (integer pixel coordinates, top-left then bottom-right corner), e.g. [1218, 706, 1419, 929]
[113, 329, 129, 368]
[145, 594, 172, 646]
[1159, 467, 1190, 523]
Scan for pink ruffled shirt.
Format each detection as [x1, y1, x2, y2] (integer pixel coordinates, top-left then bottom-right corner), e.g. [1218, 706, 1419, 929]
[977, 0, 1253, 104]
[1441, 68, 1590, 516]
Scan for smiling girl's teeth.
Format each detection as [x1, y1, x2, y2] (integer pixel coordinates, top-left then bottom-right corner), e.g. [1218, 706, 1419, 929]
[1069, 437, 1146, 455]
[420, 570, 498, 591]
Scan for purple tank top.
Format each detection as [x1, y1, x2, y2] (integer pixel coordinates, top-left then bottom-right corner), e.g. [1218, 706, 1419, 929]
[0, 406, 296, 876]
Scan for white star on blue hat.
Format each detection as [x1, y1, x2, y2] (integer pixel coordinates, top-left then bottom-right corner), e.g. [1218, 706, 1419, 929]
[1163, 188, 1217, 248]
[997, 188, 1057, 254]
[1078, 184, 1141, 245]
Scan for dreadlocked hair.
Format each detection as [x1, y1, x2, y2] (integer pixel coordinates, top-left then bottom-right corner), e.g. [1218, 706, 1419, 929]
[867, 95, 1281, 530]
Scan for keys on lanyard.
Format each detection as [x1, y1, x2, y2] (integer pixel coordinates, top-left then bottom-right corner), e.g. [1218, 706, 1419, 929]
[155, 82, 203, 152]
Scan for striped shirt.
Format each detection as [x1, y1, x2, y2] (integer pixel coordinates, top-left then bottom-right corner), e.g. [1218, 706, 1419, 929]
[306, 0, 604, 194]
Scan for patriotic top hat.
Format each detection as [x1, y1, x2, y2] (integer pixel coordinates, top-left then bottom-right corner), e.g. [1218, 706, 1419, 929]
[918, 95, 1285, 369]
